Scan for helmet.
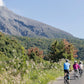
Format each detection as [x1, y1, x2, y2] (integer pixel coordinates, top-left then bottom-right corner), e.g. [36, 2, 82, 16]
[79, 61, 82, 64]
[74, 61, 77, 63]
[66, 59, 69, 62]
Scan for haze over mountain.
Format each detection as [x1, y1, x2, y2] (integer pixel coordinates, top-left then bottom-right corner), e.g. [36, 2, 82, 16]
[0, 6, 74, 39]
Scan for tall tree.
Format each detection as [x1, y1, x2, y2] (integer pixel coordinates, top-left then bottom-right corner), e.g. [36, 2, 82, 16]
[63, 39, 78, 60]
[49, 40, 65, 62]
[49, 39, 78, 62]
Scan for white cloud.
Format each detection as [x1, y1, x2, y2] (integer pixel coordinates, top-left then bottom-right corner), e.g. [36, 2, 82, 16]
[0, 0, 4, 6]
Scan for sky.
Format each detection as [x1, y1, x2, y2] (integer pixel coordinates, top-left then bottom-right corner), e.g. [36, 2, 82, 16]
[1, 0, 84, 39]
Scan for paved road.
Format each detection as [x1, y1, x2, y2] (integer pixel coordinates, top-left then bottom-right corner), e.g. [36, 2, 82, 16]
[48, 71, 84, 84]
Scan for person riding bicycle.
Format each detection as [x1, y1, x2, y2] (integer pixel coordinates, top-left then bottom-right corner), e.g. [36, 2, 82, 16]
[79, 61, 83, 70]
[73, 61, 80, 78]
[79, 61, 83, 76]
[64, 59, 71, 80]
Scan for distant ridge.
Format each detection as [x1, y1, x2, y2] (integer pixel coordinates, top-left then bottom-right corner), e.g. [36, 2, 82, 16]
[0, 6, 74, 39]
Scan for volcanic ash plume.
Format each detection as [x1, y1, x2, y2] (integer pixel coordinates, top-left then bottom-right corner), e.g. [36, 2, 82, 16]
[0, 0, 4, 6]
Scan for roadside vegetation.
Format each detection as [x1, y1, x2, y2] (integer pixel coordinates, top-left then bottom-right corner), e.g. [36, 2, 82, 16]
[0, 32, 81, 84]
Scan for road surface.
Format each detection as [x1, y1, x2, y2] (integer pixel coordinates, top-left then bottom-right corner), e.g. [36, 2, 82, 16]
[48, 71, 84, 84]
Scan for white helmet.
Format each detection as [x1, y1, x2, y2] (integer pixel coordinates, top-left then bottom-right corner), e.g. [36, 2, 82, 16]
[79, 61, 82, 64]
[74, 61, 77, 63]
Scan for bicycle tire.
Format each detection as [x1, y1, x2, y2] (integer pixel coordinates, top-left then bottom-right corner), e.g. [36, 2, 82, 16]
[64, 79, 70, 84]
[67, 80, 70, 84]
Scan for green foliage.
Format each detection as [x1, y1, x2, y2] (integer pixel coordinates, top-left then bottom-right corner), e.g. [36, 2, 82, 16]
[0, 32, 84, 84]
[67, 38, 84, 60]
[63, 39, 77, 60]
[49, 40, 65, 62]
[77, 47, 84, 60]
[0, 32, 28, 74]
[0, 33, 25, 58]
[0, 32, 65, 84]
[13, 36, 84, 60]
[28, 47, 43, 63]
[48, 40, 77, 62]
[13, 36, 55, 54]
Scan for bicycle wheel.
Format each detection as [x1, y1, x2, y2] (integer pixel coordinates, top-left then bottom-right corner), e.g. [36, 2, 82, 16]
[64, 73, 70, 84]
[66, 80, 70, 84]
[80, 70, 83, 77]
[64, 79, 70, 84]
[64, 79, 67, 84]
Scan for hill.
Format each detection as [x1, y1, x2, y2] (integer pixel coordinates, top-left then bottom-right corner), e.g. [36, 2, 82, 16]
[0, 6, 74, 39]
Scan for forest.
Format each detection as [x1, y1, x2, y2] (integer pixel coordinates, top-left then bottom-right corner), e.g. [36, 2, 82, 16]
[14, 36, 84, 60]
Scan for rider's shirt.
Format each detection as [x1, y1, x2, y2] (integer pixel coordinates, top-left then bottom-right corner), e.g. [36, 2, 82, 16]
[64, 62, 70, 70]
[73, 63, 80, 70]
[79, 64, 83, 70]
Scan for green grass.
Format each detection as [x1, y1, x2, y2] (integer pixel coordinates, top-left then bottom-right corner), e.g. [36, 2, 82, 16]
[23, 69, 64, 84]
[0, 59, 73, 84]
[0, 61, 64, 84]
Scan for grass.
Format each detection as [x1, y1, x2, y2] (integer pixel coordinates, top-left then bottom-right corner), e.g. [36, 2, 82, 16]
[22, 68, 64, 84]
[0, 59, 73, 84]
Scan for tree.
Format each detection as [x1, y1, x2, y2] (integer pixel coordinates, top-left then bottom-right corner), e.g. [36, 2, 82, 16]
[28, 47, 44, 62]
[49, 39, 78, 62]
[63, 39, 78, 60]
[49, 40, 65, 62]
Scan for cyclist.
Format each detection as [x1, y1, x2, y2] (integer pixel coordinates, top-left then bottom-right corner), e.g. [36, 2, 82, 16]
[64, 59, 71, 80]
[73, 61, 80, 78]
[79, 61, 83, 76]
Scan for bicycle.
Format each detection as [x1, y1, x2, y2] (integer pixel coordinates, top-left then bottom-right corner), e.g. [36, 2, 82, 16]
[64, 73, 70, 84]
[79, 69, 83, 77]
[74, 69, 79, 80]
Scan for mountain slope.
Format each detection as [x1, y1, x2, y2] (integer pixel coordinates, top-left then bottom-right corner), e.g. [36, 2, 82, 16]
[0, 6, 74, 39]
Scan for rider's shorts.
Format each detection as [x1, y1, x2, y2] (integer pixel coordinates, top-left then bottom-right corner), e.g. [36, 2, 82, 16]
[74, 69, 78, 72]
[64, 70, 69, 74]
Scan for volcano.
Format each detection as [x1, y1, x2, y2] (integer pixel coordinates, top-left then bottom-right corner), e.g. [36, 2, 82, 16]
[0, 6, 74, 39]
